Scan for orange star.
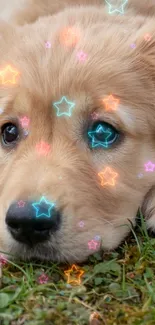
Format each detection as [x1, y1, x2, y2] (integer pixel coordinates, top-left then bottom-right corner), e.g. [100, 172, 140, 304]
[0, 65, 19, 84]
[64, 264, 84, 285]
[36, 141, 51, 156]
[102, 94, 119, 111]
[98, 167, 118, 186]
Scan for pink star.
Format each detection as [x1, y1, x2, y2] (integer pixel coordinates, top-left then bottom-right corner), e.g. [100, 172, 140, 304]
[20, 116, 30, 127]
[45, 41, 51, 48]
[88, 239, 100, 251]
[38, 273, 49, 284]
[77, 51, 87, 62]
[36, 141, 51, 156]
[130, 43, 136, 49]
[17, 200, 25, 208]
[78, 221, 84, 228]
[91, 112, 99, 120]
[144, 161, 155, 172]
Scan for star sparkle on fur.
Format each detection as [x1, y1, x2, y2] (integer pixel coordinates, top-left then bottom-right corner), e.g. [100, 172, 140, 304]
[105, 0, 128, 14]
[88, 239, 100, 250]
[64, 264, 84, 285]
[36, 141, 51, 156]
[53, 96, 75, 117]
[77, 51, 87, 62]
[45, 41, 51, 48]
[32, 196, 55, 218]
[20, 116, 30, 128]
[144, 33, 152, 42]
[0, 65, 19, 84]
[144, 161, 155, 172]
[59, 27, 80, 47]
[17, 200, 26, 208]
[88, 124, 112, 148]
[98, 167, 118, 186]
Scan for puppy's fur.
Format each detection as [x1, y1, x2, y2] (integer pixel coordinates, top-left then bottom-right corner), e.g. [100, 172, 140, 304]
[0, 0, 155, 262]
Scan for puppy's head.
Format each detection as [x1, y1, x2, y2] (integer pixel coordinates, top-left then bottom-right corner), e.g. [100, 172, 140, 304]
[0, 6, 155, 262]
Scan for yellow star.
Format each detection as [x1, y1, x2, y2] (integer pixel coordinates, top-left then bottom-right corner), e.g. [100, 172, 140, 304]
[102, 94, 119, 111]
[98, 167, 118, 186]
[64, 264, 84, 285]
[0, 65, 19, 85]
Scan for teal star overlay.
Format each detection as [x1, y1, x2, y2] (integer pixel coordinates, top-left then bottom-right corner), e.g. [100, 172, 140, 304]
[105, 0, 128, 14]
[88, 124, 112, 148]
[32, 196, 55, 218]
[53, 96, 75, 117]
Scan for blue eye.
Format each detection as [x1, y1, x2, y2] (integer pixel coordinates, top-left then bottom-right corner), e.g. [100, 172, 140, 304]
[88, 122, 119, 149]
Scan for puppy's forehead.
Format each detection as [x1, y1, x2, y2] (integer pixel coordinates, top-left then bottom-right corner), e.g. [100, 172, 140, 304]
[1, 13, 154, 136]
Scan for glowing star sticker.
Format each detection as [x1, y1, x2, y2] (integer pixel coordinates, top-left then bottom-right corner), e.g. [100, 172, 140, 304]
[20, 116, 30, 128]
[98, 167, 118, 186]
[88, 239, 100, 250]
[17, 200, 25, 208]
[45, 41, 51, 48]
[36, 141, 51, 156]
[53, 96, 75, 117]
[32, 196, 55, 218]
[23, 129, 29, 137]
[144, 33, 152, 42]
[0, 65, 19, 84]
[102, 94, 119, 111]
[60, 27, 80, 47]
[77, 51, 87, 62]
[105, 0, 128, 14]
[64, 264, 84, 285]
[144, 161, 155, 172]
[88, 124, 112, 148]
[130, 43, 136, 49]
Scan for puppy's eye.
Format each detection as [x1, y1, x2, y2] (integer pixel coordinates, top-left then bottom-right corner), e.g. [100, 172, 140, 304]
[1, 123, 19, 146]
[88, 121, 119, 149]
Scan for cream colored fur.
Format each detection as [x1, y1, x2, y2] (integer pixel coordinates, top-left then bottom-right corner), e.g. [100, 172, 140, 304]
[0, 0, 155, 262]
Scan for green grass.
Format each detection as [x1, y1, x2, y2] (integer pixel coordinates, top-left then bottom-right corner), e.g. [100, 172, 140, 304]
[1, 212, 155, 325]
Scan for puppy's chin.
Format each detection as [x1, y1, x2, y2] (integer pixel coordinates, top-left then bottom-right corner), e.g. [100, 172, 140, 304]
[2, 220, 132, 263]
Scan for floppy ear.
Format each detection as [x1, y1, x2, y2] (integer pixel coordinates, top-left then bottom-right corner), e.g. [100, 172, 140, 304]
[141, 186, 155, 233]
[136, 19, 155, 232]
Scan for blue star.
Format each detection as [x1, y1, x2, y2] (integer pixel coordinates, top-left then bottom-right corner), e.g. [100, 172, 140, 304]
[88, 124, 112, 148]
[105, 0, 128, 14]
[53, 96, 75, 117]
[32, 196, 55, 218]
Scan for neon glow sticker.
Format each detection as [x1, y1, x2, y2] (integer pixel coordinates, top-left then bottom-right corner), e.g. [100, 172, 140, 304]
[105, 0, 128, 14]
[98, 167, 118, 186]
[53, 96, 75, 117]
[32, 196, 55, 218]
[0, 65, 19, 84]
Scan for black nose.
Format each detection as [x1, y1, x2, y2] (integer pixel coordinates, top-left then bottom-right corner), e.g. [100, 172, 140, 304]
[6, 197, 61, 246]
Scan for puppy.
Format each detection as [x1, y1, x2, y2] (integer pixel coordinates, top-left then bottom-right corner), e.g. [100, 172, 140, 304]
[0, 0, 155, 263]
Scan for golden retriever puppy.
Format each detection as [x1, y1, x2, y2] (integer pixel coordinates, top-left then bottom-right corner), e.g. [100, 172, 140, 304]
[0, 0, 155, 263]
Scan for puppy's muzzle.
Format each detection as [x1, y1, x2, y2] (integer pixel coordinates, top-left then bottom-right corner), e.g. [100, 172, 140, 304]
[5, 199, 61, 246]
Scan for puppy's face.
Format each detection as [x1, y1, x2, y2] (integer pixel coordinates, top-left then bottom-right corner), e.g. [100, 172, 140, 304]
[0, 7, 155, 262]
